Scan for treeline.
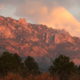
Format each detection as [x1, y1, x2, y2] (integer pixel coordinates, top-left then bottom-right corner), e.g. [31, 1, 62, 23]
[0, 52, 40, 77]
[0, 52, 80, 80]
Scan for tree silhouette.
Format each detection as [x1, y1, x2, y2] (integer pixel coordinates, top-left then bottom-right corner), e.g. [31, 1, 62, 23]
[24, 56, 40, 75]
[0, 52, 22, 76]
[49, 55, 76, 80]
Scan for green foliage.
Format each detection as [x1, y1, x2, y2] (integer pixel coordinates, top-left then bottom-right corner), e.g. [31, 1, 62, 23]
[0, 52, 22, 76]
[24, 56, 40, 75]
[0, 51, 80, 80]
[0, 52, 40, 77]
[49, 55, 76, 80]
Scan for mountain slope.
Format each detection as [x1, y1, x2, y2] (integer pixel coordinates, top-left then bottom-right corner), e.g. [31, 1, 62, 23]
[0, 16, 80, 70]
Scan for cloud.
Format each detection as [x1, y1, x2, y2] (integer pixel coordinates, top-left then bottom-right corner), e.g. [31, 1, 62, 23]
[0, 0, 80, 18]
[0, 0, 80, 36]
[0, 4, 4, 9]
[0, 0, 24, 5]
[14, 0, 80, 37]
[0, 0, 79, 9]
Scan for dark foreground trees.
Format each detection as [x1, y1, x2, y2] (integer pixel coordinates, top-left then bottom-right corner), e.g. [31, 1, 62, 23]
[49, 55, 76, 80]
[0, 51, 80, 80]
[0, 52, 22, 76]
[24, 56, 40, 75]
[0, 51, 40, 77]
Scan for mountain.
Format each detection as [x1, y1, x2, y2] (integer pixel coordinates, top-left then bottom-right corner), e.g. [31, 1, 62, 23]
[0, 16, 80, 71]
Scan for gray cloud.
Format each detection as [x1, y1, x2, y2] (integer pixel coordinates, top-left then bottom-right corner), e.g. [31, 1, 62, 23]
[14, 0, 80, 19]
[0, 0, 24, 4]
[0, 0, 80, 37]
[0, 0, 79, 8]
[0, 0, 80, 13]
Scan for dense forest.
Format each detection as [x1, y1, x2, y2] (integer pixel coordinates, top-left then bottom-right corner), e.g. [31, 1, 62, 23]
[0, 52, 80, 80]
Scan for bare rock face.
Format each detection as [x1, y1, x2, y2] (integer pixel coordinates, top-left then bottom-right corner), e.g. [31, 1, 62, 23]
[18, 18, 27, 25]
[0, 16, 80, 71]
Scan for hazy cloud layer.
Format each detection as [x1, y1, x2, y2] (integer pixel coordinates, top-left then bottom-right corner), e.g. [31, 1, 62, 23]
[0, 4, 4, 9]
[0, 0, 80, 37]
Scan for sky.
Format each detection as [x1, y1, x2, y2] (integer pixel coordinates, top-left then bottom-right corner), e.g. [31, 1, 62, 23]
[0, 0, 80, 37]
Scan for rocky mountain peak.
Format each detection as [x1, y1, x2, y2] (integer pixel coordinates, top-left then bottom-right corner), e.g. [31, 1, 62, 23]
[18, 18, 27, 25]
[0, 16, 80, 70]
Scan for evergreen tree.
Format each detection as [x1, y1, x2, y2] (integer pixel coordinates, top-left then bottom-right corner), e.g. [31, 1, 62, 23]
[24, 56, 40, 75]
[0, 52, 22, 76]
[49, 55, 76, 80]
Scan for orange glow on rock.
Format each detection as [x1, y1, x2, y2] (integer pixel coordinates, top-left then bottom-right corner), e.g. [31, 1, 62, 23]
[38, 7, 80, 37]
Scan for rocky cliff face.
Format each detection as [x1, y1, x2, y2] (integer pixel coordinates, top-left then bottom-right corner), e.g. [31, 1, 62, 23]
[0, 16, 80, 70]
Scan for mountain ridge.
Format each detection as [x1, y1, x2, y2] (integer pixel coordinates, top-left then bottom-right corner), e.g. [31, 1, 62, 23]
[0, 16, 80, 70]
